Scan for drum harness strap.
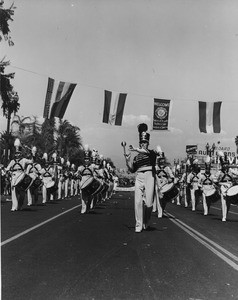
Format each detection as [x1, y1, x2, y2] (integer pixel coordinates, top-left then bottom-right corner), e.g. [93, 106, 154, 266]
[203, 174, 213, 185]
[43, 167, 52, 178]
[191, 172, 199, 182]
[81, 167, 94, 177]
[220, 172, 233, 183]
[11, 160, 24, 172]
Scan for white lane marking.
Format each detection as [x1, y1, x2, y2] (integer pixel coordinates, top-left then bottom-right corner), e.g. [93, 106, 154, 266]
[211, 206, 238, 216]
[165, 212, 238, 271]
[1, 204, 81, 246]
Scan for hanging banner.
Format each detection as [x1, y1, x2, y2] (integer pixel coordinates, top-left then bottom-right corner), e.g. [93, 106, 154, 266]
[153, 99, 171, 130]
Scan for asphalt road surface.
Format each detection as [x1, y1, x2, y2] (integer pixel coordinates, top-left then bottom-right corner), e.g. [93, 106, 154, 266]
[1, 191, 238, 300]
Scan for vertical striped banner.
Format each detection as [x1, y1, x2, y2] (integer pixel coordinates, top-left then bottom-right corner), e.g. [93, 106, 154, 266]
[43, 77, 77, 119]
[102, 90, 127, 125]
[43, 78, 55, 119]
[199, 101, 222, 133]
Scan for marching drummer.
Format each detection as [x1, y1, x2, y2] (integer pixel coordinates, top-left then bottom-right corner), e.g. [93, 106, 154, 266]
[78, 144, 95, 214]
[5, 138, 33, 211]
[187, 158, 202, 212]
[57, 157, 65, 200]
[40, 153, 54, 204]
[153, 151, 175, 218]
[26, 146, 42, 206]
[64, 160, 71, 199]
[216, 152, 236, 221]
[198, 156, 219, 216]
[125, 123, 157, 232]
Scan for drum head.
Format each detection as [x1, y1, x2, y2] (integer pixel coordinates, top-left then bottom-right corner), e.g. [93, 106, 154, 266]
[226, 185, 238, 196]
[203, 186, 216, 197]
[46, 181, 55, 188]
[160, 183, 173, 193]
[80, 176, 93, 189]
[14, 172, 25, 186]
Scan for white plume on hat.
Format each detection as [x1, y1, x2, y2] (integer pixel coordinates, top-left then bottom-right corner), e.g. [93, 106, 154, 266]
[205, 155, 211, 164]
[193, 158, 198, 165]
[66, 160, 70, 166]
[32, 146, 37, 155]
[14, 138, 21, 150]
[60, 157, 64, 164]
[84, 144, 89, 151]
[156, 145, 162, 154]
[43, 153, 48, 161]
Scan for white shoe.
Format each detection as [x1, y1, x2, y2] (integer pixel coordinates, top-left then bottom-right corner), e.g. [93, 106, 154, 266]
[222, 217, 226, 222]
[135, 227, 142, 233]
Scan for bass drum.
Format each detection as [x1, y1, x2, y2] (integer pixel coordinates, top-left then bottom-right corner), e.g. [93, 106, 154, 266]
[160, 183, 179, 203]
[80, 176, 102, 196]
[226, 185, 238, 205]
[14, 172, 33, 191]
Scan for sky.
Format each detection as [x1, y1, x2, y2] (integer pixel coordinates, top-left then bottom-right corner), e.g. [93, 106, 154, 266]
[1, 0, 238, 168]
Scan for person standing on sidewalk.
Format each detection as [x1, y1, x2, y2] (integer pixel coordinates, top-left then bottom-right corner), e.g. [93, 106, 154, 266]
[125, 123, 157, 233]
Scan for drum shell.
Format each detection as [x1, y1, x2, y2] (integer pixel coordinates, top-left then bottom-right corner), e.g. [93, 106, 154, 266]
[30, 177, 42, 191]
[226, 186, 238, 205]
[15, 173, 33, 191]
[205, 189, 220, 203]
[47, 182, 58, 194]
[161, 184, 179, 202]
[81, 176, 102, 196]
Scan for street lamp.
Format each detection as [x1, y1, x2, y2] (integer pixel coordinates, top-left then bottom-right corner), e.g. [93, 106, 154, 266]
[235, 136, 238, 155]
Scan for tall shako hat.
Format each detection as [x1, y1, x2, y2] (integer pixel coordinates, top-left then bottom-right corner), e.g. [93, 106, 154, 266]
[83, 144, 91, 161]
[14, 138, 22, 153]
[138, 123, 150, 143]
[205, 155, 211, 170]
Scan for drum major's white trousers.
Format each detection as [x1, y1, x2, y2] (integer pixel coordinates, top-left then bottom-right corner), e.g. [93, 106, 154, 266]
[134, 171, 155, 231]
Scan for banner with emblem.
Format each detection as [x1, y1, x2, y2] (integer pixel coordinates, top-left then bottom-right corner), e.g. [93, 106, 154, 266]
[152, 99, 171, 130]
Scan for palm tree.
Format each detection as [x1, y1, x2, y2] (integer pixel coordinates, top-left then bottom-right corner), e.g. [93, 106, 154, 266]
[55, 119, 83, 165]
[0, 1, 16, 46]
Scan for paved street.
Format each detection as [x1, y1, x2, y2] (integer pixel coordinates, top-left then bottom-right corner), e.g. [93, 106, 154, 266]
[1, 191, 238, 300]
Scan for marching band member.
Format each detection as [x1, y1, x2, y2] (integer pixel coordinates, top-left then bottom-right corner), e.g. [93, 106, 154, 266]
[198, 156, 219, 216]
[180, 162, 191, 208]
[57, 157, 65, 200]
[125, 123, 157, 232]
[6, 138, 33, 211]
[70, 164, 76, 197]
[173, 165, 182, 206]
[153, 151, 175, 218]
[26, 146, 42, 206]
[187, 159, 202, 211]
[40, 153, 53, 204]
[64, 160, 71, 199]
[216, 152, 236, 221]
[78, 144, 95, 213]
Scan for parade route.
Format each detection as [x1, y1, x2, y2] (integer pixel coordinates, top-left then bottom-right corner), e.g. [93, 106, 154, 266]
[2, 191, 238, 300]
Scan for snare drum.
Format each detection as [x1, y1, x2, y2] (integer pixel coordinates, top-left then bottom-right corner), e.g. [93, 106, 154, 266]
[14, 172, 33, 191]
[203, 186, 220, 203]
[160, 183, 179, 202]
[80, 176, 102, 196]
[30, 176, 42, 190]
[46, 180, 58, 194]
[226, 185, 238, 204]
